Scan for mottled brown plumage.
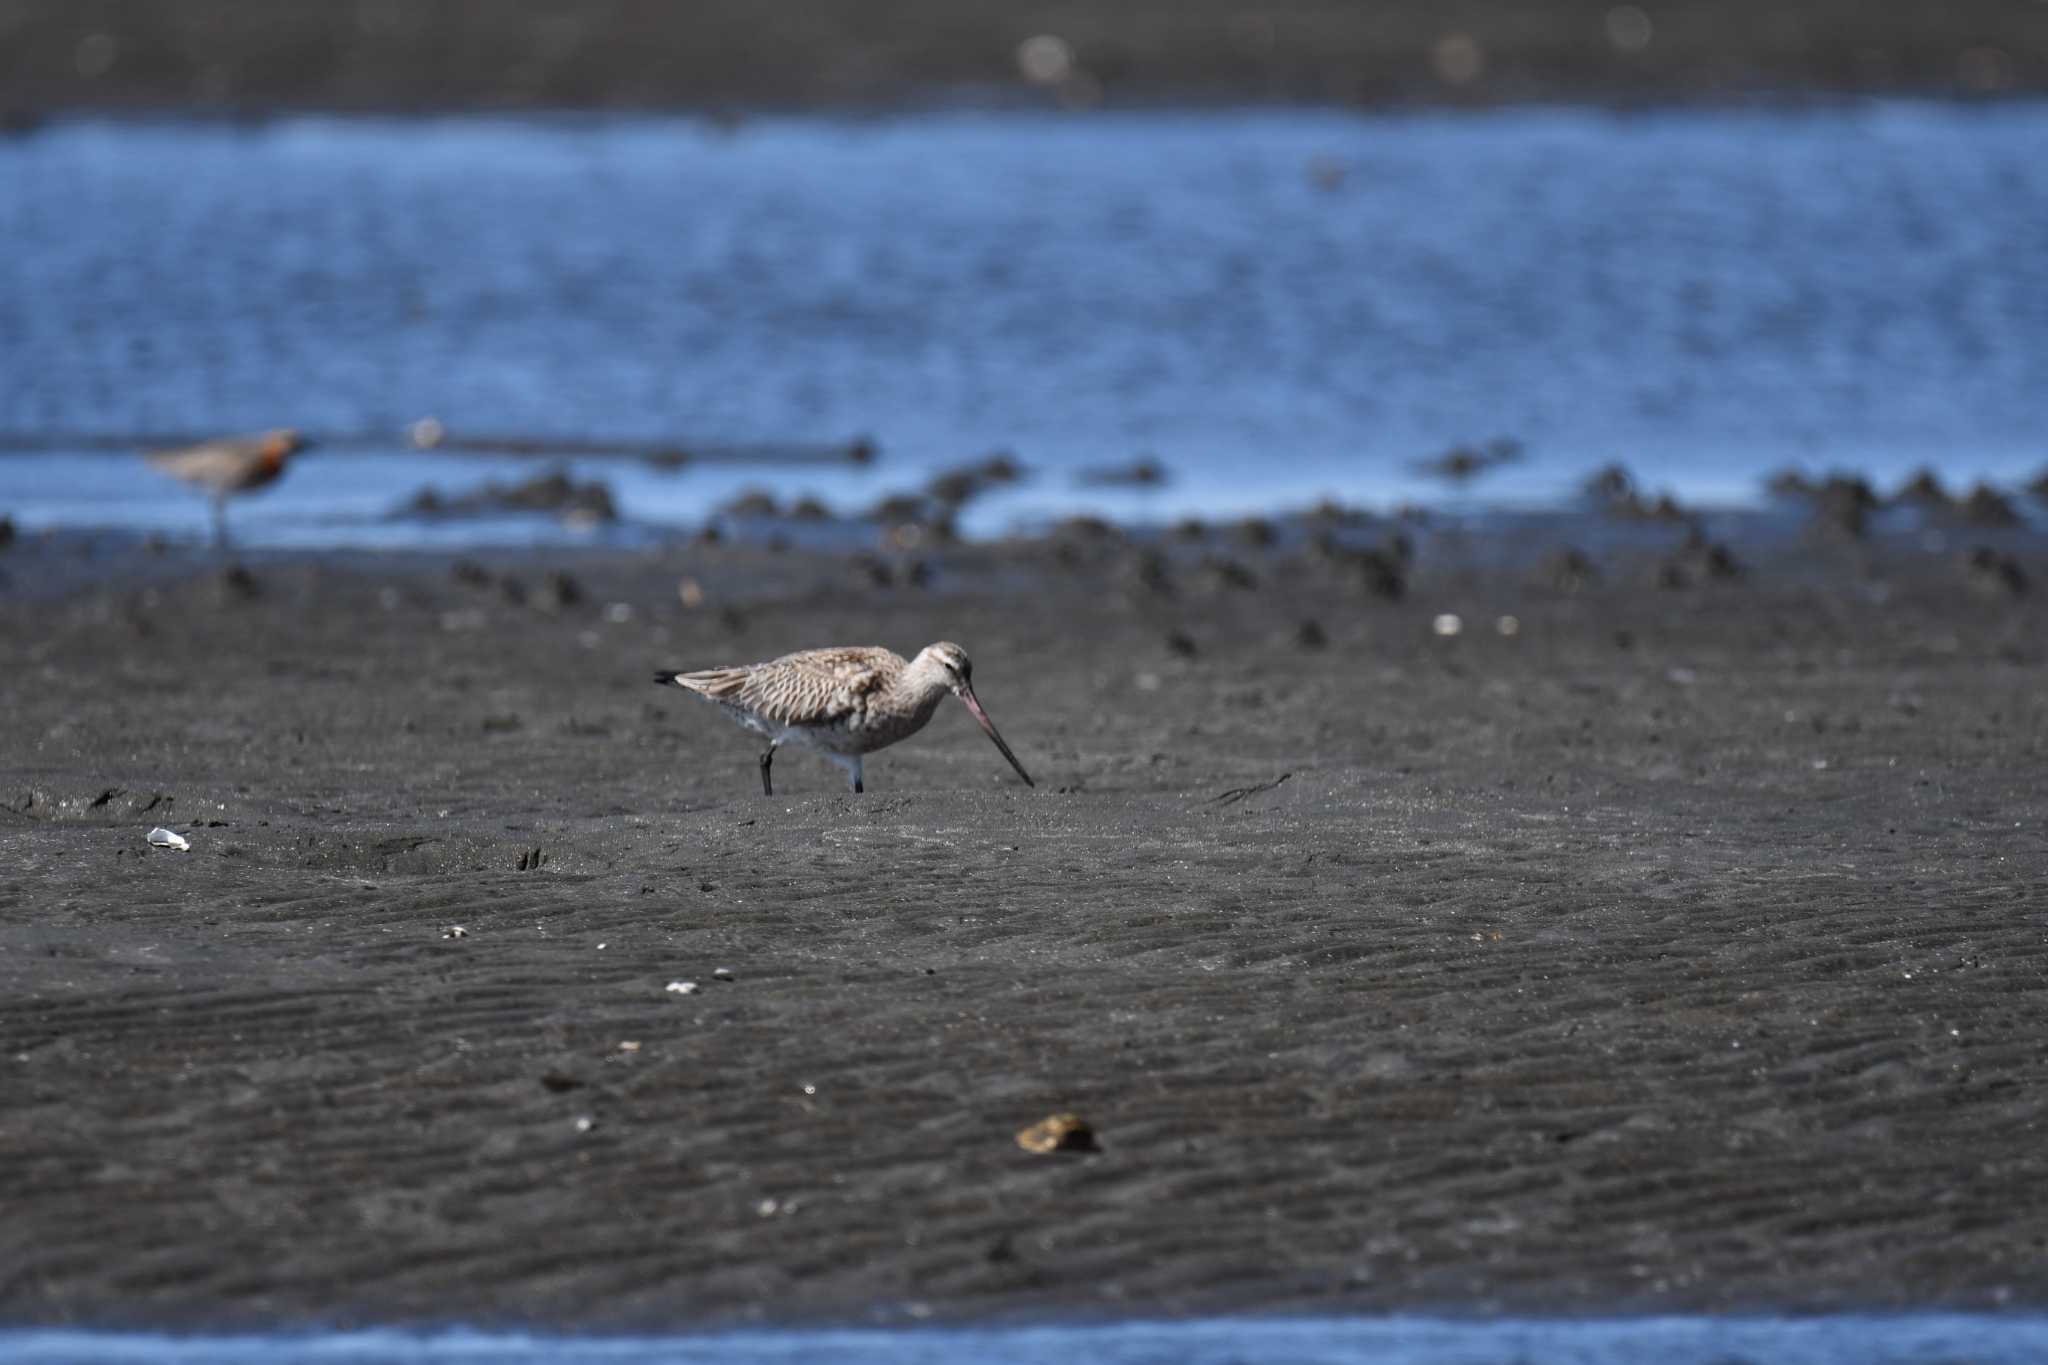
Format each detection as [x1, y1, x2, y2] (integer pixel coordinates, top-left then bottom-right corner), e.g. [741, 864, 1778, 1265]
[147, 428, 304, 545]
[655, 642, 1033, 795]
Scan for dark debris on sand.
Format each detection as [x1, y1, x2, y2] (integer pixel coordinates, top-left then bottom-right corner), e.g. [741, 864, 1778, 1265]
[1654, 533, 1743, 589]
[1075, 456, 1170, 488]
[1581, 464, 1688, 523]
[1957, 483, 2022, 528]
[1964, 545, 2028, 596]
[927, 453, 1027, 507]
[1765, 471, 1880, 538]
[1770, 469, 2034, 539]
[397, 469, 618, 524]
[1892, 467, 1952, 509]
[1411, 437, 1524, 484]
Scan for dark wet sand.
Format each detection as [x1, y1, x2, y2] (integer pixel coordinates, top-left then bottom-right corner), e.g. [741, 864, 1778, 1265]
[3, 517, 2047, 1328]
[5, 0, 2046, 113]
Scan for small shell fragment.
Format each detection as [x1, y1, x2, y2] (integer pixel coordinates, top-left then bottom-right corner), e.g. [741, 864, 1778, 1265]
[712, 966, 735, 981]
[1432, 613, 1463, 637]
[441, 925, 468, 940]
[1016, 1112, 1098, 1155]
[665, 980, 699, 995]
[146, 827, 190, 852]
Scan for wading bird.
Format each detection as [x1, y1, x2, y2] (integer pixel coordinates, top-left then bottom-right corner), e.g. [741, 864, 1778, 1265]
[147, 428, 305, 546]
[655, 642, 1034, 795]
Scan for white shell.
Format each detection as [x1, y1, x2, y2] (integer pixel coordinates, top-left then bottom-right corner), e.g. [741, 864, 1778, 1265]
[665, 980, 699, 995]
[146, 827, 190, 852]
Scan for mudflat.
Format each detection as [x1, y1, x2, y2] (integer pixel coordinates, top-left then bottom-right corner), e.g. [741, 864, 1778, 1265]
[4, 0, 2045, 113]
[2, 516, 2045, 1327]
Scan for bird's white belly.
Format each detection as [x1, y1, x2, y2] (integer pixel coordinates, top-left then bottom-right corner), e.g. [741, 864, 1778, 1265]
[723, 705, 871, 754]
[722, 699, 941, 756]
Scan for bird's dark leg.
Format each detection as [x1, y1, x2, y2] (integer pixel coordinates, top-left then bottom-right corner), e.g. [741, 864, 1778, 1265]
[210, 496, 229, 551]
[759, 744, 776, 796]
[850, 756, 864, 795]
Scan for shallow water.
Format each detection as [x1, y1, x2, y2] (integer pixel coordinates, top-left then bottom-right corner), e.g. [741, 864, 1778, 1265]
[2, 103, 2045, 544]
[6, 1316, 2048, 1364]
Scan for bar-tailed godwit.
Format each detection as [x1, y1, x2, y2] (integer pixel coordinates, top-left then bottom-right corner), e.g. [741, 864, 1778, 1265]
[654, 641, 1034, 795]
[147, 428, 305, 545]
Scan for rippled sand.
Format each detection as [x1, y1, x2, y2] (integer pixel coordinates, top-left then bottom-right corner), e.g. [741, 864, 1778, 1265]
[3, 517, 2044, 1326]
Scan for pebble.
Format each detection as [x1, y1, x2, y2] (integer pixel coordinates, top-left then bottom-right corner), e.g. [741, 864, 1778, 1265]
[666, 980, 699, 995]
[1432, 613, 1463, 637]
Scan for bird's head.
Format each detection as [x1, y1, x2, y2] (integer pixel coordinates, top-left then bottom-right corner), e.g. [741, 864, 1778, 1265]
[259, 429, 309, 471]
[916, 641, 1033, 788]
[919, 641, 973, 696]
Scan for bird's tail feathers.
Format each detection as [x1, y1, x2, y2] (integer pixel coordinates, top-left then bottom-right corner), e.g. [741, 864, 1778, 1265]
[653, 668, 749, 698]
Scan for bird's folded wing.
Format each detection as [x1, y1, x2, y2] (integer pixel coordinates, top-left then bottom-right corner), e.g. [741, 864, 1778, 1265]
[147, 448, 244, 487]
[737, 650, 889, 727]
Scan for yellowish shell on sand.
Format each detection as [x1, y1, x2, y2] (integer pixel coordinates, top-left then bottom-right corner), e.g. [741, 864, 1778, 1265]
[1015, 1113, 1097, 1154]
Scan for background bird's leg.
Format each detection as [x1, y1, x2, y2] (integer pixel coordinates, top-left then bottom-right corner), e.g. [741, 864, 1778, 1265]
[850, 755, 864, 795]
[759, 743, 777, 796]
[210, 494, 228, 550]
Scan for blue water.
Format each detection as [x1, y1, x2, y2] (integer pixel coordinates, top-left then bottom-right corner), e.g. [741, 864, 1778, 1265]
[2, 103, 2045, 545]
[5, 1316, 2046, 1364]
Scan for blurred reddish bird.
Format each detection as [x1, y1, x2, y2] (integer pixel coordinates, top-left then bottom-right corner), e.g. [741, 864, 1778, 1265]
[148, 428, 305, 546]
